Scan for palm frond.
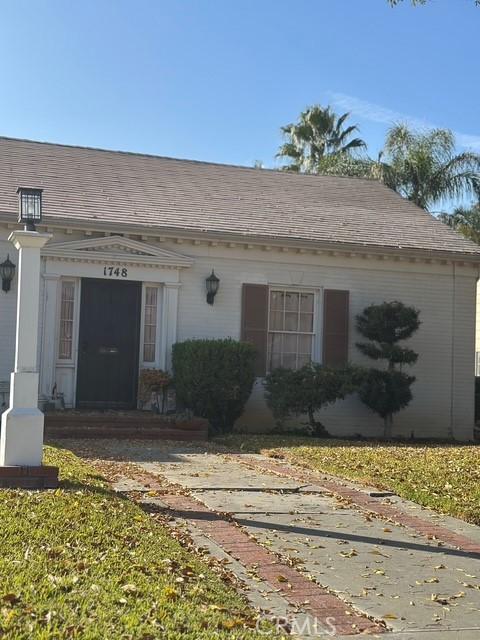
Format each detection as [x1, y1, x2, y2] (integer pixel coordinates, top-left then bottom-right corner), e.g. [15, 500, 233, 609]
[340, 137, 368, 153]
[276, 143, 302, 160]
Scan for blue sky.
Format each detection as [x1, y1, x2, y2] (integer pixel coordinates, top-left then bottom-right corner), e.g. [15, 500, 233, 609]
[0, 0, 479, 176]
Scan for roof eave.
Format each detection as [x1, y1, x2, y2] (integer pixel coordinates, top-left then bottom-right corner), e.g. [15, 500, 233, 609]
[0, 212, 479, 264]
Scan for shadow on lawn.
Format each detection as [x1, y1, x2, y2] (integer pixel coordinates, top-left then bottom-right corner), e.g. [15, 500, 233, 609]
[47, 438, 195, 464]
[47, 435, 478, 468]
[57, 478, 130, 500]
[214, 433, 479, 454]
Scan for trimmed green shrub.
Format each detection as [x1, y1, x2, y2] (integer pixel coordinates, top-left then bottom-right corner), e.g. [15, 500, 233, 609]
[358, 369, 415, 425]
[172, 338, 256, 434]
[356, 301, 420, 367]
[264, 363, 363, 437]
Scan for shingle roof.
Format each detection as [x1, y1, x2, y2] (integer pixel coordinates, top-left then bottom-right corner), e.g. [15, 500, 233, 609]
[0, 136, 478, 257]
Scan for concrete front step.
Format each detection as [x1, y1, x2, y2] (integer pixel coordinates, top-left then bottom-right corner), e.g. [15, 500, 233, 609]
[44, 414, 209, 440]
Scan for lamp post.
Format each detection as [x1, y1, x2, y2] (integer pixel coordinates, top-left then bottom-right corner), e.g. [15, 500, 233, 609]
[17, 187, 43, 231]
[0, 188, 58, 488]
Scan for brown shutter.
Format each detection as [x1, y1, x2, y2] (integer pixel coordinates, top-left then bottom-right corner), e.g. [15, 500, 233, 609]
[241, 284, 268, 376]
[323, 289, 349, 367]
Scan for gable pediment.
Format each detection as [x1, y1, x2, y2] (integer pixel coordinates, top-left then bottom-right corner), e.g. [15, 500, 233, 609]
[41, 235, 194, 268]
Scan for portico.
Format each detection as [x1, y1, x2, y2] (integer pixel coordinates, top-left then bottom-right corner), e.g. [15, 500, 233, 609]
[38, 235, 194, 409]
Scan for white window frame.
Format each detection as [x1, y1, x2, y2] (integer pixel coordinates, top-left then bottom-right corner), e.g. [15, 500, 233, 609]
[56, 278, 80, 365]
[266, 286, 318, 372]
[139, 283, 162, 369]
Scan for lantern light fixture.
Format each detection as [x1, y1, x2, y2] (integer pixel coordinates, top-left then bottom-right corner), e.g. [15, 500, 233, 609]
[205, 270, 220, 305]
[17, 187, 43, 231]
[0, 255, 16, 292]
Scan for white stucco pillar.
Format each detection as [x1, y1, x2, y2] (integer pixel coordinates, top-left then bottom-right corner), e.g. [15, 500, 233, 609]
[0, 230, 52, 466]
[39, 273, 60, 400]
[160, 283, 180, 371]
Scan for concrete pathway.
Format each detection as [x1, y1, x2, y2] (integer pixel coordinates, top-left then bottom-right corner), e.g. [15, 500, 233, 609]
[64, 439, 480, 639]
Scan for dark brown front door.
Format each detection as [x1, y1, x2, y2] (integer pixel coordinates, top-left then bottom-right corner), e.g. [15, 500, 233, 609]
[76, 278, 141, 409]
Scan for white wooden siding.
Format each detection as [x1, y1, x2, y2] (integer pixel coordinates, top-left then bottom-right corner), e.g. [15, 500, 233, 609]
[174, 245, 477, 441]
[0, 227, 477, 440]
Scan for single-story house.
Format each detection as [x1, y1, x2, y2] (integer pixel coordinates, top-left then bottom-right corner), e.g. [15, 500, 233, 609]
[0, 137, 479, 440]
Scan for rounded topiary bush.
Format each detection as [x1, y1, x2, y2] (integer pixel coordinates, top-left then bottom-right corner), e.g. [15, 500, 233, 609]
[172, 338, 257, 434]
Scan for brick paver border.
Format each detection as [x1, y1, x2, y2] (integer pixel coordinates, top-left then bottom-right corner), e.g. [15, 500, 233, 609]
[129, 469, 385, 637]
[229, 454, 480, 557]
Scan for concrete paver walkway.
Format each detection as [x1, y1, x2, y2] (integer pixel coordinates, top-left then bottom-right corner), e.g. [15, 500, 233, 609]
[66, 439, 480, 639]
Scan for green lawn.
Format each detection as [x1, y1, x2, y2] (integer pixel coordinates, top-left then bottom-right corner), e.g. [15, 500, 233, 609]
[217, 435, 480, 526]
[0, 446, 273, 639]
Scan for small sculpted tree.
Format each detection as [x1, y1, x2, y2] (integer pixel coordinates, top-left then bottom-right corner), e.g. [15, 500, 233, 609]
[356, 301, 420, 438]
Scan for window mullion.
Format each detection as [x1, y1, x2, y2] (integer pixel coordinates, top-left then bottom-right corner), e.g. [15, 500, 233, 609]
[267, 288, 315, 373]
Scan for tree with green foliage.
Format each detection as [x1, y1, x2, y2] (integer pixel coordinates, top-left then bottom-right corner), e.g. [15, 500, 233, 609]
[356, 301, 420, 439]
[308, 153, 382, 180]
[378, 125, 480, 211]
[264, 363, 362, 437]
[277, 105, 480, 211]
[277, 105, 366, 173]
[438, 202, 480, 245]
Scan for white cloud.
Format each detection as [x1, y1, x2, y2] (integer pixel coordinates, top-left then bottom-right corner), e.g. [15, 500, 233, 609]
[327, 91, 480, 151]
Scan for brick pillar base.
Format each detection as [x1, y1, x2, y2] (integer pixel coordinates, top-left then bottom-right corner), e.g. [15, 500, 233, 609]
[0, 465, 59, 489]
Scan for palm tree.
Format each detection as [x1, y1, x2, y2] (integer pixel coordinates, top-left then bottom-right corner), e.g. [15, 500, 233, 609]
[379, 124, 480, 211]
[277, 105, 366, 173]
[438, 203, 480, 245]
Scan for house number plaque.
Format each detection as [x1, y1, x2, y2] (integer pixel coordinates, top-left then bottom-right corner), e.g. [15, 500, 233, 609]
[103, 266, 128, 278]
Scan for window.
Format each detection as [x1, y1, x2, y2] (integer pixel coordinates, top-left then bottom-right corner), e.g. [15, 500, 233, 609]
[143, 286, 158, 362]
[58, 281, 75, 360]
[267, 289, 315, 371]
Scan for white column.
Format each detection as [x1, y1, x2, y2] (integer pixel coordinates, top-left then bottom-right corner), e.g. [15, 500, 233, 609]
[160, 283, 180, 371]
[39, 274, 60, 400]
[1, 231, 52, 466]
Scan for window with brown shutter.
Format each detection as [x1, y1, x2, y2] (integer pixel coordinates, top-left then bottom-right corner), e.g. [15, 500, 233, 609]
[242, 285, 349, 373]
[241, 284, 268, 376]
[322, 289, 349, 367]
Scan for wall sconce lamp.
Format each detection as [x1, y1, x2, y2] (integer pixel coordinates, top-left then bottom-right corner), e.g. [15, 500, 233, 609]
[206, 270, 220, 305]
[17, 187, 43, 231]
[0, 255, 16, 292]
